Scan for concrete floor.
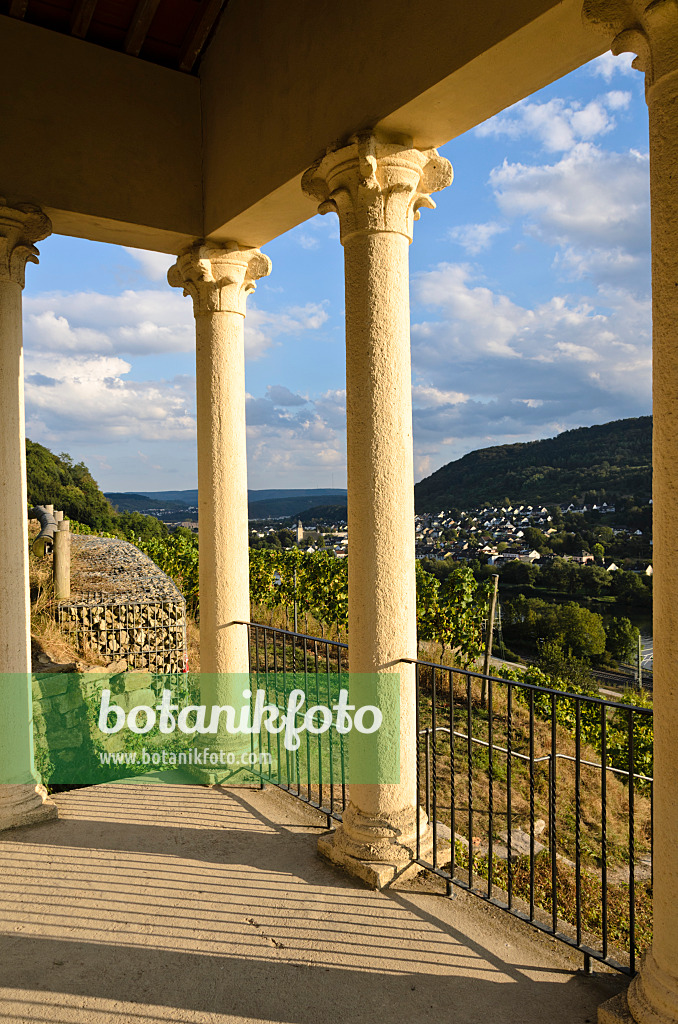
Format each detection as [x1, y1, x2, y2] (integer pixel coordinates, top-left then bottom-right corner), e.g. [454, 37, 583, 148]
[0, 782, 625, 1024]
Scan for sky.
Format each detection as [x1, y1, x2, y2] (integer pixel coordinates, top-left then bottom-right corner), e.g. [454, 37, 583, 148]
[22, 49, 651, 494]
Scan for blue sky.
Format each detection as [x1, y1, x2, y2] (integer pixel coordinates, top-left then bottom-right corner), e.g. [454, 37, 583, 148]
[22, 49, 651, 493]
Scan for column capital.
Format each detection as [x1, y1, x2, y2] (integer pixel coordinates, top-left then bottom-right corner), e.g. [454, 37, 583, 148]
[301, 131, 452, 244]
[582, 0, 678, 92]
[0, 200, 51, 288]
[167, 241, 271, 316]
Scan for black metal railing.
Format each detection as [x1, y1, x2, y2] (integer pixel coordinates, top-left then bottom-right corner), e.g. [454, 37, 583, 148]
[246, 622, 348, 823]
[409, 657, 653, 975]
[243, 622, 652, 974]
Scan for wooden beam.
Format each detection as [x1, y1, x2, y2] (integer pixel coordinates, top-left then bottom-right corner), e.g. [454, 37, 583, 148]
[124, 0, 162, 56]
[70, 0, 98, 38]
[8, 0, 29, 19]
[178, 0, 225, 73]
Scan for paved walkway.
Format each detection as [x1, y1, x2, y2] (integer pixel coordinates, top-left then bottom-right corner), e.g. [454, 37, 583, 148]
[0, 782, 625, 1024]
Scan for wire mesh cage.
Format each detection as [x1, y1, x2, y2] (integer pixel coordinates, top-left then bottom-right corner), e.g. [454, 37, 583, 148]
[56, 594, 188, 673]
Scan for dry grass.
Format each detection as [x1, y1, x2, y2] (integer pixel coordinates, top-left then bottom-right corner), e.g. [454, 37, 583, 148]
[417, 671, 653, 960]
[418, 672, 650, 869]
[29, 533, 114, 669]
[250, 603, 347, 644]
[29, 549, 87, 668]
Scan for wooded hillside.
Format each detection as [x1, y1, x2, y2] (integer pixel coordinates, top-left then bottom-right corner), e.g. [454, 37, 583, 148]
[414, 417, 651, 512]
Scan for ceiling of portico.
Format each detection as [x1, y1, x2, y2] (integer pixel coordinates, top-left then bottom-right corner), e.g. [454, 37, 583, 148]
[0, 0, 611, 252]
[0, 0, 227, 71]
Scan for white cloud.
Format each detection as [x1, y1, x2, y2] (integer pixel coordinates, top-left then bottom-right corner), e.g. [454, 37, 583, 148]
[412, 385, 469, 408]
[245, 302, 329, 359]
[24, 289, 194, 356]
[414, 263, 526, 357]
[606, 89, 633, 110]
[245, 388, 347, 486]
[24, 354, 196, 444]
[22, 271, 333, 488]
[476, 92, 631, 152]
[297, 233, 320, 250]
[289, 214, 340, 248]
[24, 291, 329, 363]
[409, 262, 651, 470]
[449, 221, 506, 255]
[589, 50, 637, 82]
[489, 143, 650, 291]
[265, 385, 309, 406]
[125, 248, 175, 282]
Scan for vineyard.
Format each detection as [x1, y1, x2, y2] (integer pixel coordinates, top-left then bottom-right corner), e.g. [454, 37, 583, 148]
[71, 523, 493, 662]
[65, 521, 653, 776]
[132, 528, 655, 790]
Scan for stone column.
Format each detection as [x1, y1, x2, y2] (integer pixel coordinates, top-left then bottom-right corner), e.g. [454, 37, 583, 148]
[582, 3, 678, 1022]
[168, 243, 271, 712]
[302, 133, 452, 885]
[0, 200, 57, 829]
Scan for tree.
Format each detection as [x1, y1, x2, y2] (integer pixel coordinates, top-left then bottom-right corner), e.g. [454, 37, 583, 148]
[537, 638, 596, 691]
[26, 439, 116, 531]
[434, 566, 492, 665]
[611, 569, 650, 604]
[415, 562, 439, 647]
[552, 603, 606, 660]
[578, 565, 611, 597]
[523, 526, 548, 552]
[500, 560, 538, 586]
[297, 551, 348, 637]
[606, 616, 640, 663]
[249, 549, 278, 618]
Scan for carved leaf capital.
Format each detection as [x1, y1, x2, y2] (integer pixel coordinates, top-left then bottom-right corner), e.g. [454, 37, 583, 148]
[0, 200, 51, 288]
[168, 242, 272, 316]
[301, 132, 453, 244]
[583, 0, 678, 89]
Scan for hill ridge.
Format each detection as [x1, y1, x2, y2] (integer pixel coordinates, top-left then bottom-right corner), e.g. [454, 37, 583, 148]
[414, 416, 651, 512]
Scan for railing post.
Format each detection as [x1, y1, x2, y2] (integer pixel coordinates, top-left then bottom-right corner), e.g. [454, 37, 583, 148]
[425, 728, 431, 820]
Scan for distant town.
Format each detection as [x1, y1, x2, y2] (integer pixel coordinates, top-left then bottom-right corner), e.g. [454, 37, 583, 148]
[243, 500, 651, 573]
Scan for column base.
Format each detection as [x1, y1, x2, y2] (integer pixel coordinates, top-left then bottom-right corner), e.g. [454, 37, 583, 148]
[0, 784, 58, 832]
[318, 802, 434, 888]
[599, 993, 634, 1024]
[598, 952, 678, 1024]
[626, 951, 678, 1024]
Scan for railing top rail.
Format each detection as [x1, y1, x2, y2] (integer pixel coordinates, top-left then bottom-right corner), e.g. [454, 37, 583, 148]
[240, 620, 349, 650]
[419, 723, 654, 783]
[243, 622, 651, 713]
[401, 656, 653, 715]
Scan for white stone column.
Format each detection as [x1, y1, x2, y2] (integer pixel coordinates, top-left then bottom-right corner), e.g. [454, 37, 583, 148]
[302, 133, 452, 885]
[168, 243, 271, 711]
[583, 4, 678, 1022]
[0, 199, 57, 829]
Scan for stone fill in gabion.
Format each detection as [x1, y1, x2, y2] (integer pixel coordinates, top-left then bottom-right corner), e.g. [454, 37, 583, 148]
[57, 535, 187, 673]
